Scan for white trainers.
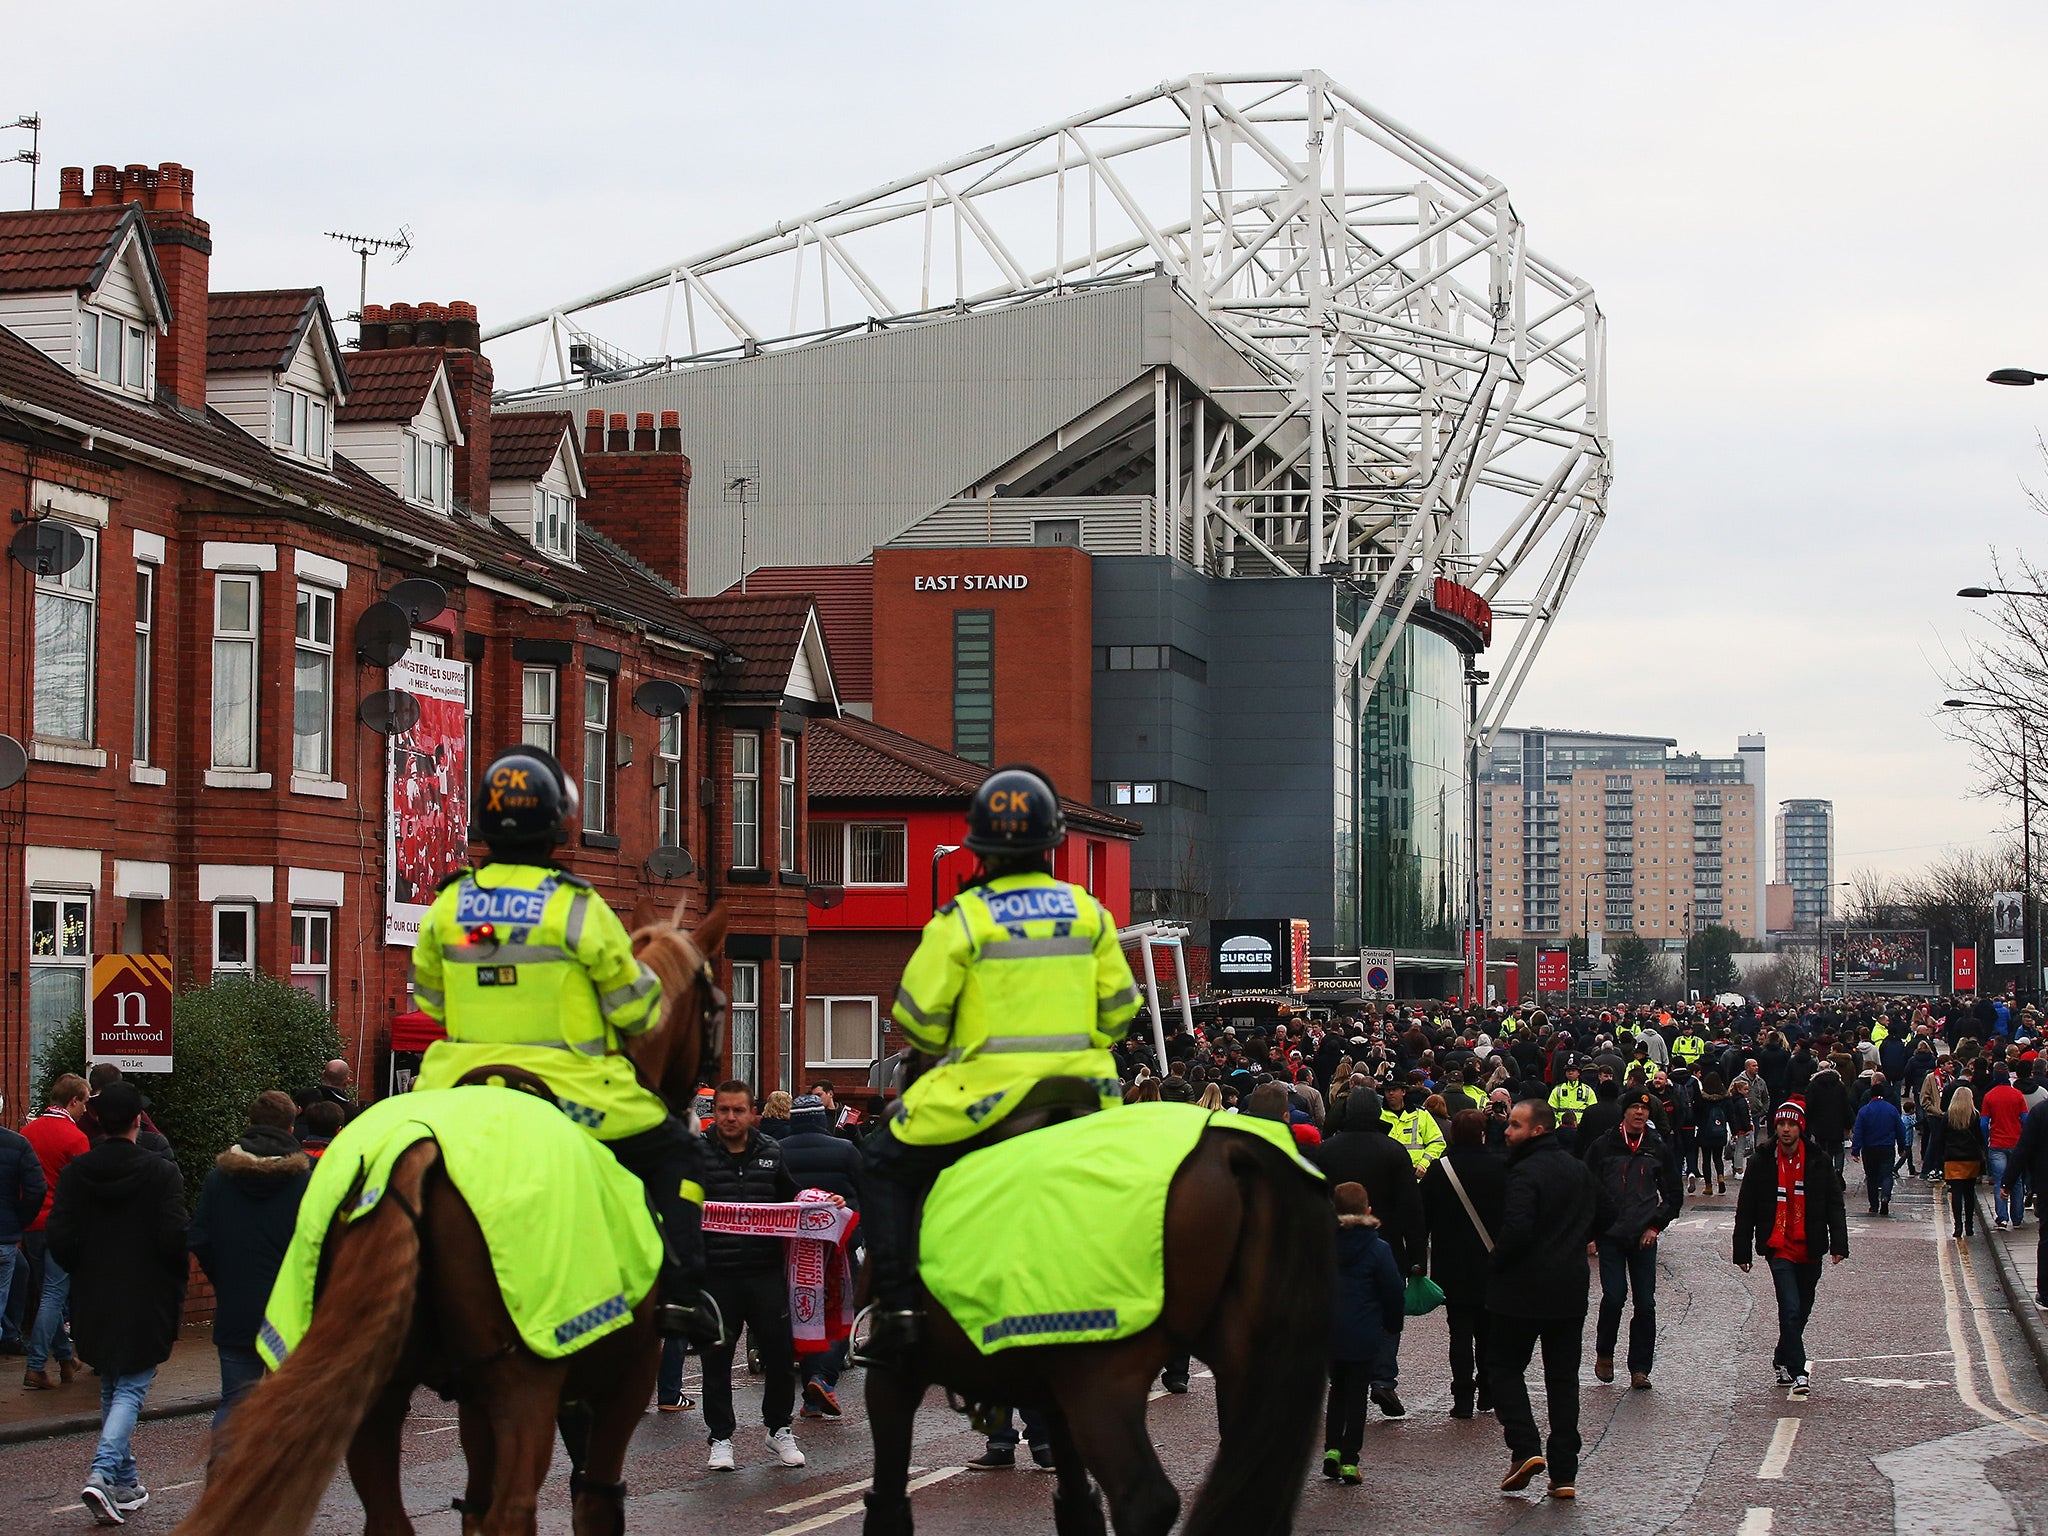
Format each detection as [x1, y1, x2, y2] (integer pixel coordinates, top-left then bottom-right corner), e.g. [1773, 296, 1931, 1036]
[1789, 1374, 1810, 1400]
[707, 1438, 736, 1471]
[767, 1426, 806, 1467]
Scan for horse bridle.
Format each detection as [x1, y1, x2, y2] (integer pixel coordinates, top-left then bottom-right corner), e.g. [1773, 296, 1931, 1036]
[671, 930, 728, 1066]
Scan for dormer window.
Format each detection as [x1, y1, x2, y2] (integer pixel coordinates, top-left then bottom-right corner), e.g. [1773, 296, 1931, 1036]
[272, 386, 328, 461]
[403, 432, 451, 510]
[80, 307, 151, 396]
[534, 488, 574, 558]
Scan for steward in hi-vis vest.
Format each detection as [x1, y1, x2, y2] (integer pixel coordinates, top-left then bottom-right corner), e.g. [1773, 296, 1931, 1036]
[411, 745, 720, 1344]
[856, 765, 1142, 1365]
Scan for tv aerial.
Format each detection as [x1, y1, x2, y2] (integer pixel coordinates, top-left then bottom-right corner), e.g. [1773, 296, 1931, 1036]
[325, 225, 414, 323]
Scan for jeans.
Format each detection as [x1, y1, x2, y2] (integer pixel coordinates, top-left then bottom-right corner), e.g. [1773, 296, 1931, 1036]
[699, 1270, 795, 1441]
[1325, 1359, 1373, 1460]
[0, 1243, 19, 1344]
[986, 1405, 1052, 1453]
[1487, 1312, 1584, 1483]
[1765, 1257, 1821, 1376]
[1445, 1300, 1492, 1405]
[805, 1337, 848, 1392]
[1595, 1239, 1658, 1375]
[93, 1368, 157, 1486]
[1372, 1323, 1401, 1391]
[1991, 1149, 2015, 1223]
[658, 1337, 691, 1405]
[1862, 1149, 1896, 1211]
[26, 1244, 72, 1372]
[212, 1344, 267, 1435]
[1901, 1119, 1916, 1174]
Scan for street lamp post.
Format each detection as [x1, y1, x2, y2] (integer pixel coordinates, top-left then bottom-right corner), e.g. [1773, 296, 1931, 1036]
[1465, 666, 1490, 1006]
[931, 843, 964, 915]
[1944, 698, 2036, 1001]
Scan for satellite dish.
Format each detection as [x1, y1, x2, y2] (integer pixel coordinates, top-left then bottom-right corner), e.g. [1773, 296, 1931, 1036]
[806, 883, 846, 911]
[633, 679, 690, 717]
[0, 734, 25, 791]
[354, 601, 412, 667]
[9, 520, 86, 578]
[358, 688, 422, 735]
[646, 846, 696, 881]
[387, 577, 447, 624]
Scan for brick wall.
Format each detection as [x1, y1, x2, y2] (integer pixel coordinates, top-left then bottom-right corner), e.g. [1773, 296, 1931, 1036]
[580, 411, 691, 591]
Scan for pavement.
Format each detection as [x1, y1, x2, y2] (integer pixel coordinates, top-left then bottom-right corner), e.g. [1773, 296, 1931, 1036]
[0, 1323, 219, 1446]
[9, 1164, 2048, 1531]
[1983, 1188, 2048, 1383]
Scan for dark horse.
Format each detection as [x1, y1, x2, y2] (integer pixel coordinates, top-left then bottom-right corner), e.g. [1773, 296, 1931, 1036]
[862, 1086, 1333, 1536]
[172, 901, 728, 1536]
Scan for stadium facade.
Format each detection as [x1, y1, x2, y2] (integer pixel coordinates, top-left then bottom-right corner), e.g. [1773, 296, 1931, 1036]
[493, 73, 1611, 991]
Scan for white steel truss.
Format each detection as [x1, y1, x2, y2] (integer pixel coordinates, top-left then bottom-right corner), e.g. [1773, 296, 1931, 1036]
[486, 71, 1610, 739]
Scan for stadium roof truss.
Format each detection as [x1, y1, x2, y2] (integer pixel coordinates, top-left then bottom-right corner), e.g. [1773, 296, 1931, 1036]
[487, 71, 1610, 742]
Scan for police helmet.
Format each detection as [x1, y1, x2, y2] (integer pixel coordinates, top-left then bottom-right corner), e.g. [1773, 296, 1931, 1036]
[964, 765, 1065, 855]
[473, 745, 580, 846]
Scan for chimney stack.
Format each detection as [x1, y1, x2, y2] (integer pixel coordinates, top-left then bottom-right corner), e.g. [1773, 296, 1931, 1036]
[580, 404, 692, 590]
[437, 300, 492, 514]
[60, 161, 211, 410]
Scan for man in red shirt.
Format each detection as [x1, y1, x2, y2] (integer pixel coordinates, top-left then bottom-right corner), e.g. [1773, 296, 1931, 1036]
[1734, 1101, 1848, 1400]
[1984, 1069, 2031, 1231]
[21, 1074, 90, 1390]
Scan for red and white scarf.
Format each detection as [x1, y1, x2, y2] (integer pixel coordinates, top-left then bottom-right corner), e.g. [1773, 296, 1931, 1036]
[1768, 1142, 1810, 1263]
[702, 1191, 860, 1354]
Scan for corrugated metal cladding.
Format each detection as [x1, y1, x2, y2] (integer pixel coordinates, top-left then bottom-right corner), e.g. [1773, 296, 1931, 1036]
[504, 282, 1159, 596]
[893, 496, 1158, 557]
[733, 564, 875, 701]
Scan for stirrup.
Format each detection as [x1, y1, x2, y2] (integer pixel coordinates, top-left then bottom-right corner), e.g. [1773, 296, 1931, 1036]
[656, 1292, 726, 1349]
[849, 1304, 922, 1367]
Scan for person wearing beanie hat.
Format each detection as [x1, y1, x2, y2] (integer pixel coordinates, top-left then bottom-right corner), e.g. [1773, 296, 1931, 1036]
[1733, 1099, 1847, 1399]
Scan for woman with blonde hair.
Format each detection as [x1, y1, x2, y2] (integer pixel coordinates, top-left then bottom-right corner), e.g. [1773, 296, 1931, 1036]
[1197, 1082, 1223, 1112]
[759, 1088, 794, 1140]
[1944, 1086, 1987, 1240]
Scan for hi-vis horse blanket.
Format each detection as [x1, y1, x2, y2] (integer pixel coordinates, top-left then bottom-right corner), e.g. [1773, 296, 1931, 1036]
[917, 1102, 1322, 1354]
[259, 1088, 663, 1367]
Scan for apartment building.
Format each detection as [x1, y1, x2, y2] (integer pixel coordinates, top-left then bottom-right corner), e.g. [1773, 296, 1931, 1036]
[1481, 729, 1763, 944]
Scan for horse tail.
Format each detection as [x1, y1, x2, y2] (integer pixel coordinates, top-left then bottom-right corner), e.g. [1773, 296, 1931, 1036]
[174, 1141, 437, 1536]
[1183, 1134, 1332, 1536]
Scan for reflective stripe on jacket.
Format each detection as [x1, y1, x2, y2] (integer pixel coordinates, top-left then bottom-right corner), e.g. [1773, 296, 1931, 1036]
[410, 862, 666, 1140]
[888, 872, 1142, 1146]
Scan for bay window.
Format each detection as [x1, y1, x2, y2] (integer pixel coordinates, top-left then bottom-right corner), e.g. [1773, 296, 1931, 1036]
[33, 525, 96, 743]
[211, 574, 260, 769]
[29, 893, 91, 1067]
[731, 731, 761, 869]
[520, 666, 557, 753]
[293, 585, 335, 775]
[657, 712, 686, 848]
[779, 736, 798, 873]
[583, 675, 611, 834]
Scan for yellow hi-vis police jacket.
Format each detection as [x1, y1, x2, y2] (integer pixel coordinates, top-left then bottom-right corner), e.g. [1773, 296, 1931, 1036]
[888, 871, 1143, 1147]
[1549, 1078, 1597, 1115]
[1672, 1033, 1707, 1067]
[1381, 1107, 1447, 1171]
[409, 862, 667, 1140]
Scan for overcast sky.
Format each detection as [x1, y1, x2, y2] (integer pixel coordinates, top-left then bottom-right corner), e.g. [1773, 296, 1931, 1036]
[15, 0, 2047, 881]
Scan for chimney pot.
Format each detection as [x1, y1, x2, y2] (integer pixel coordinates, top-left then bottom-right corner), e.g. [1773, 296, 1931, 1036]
[633, 411, 658, 452]
[658, 409, 682, 452]
[358, 304, 389, 352]
[385, 302, 415, 349]
[59, 167, 86, 208]
[585, 408, 605, 455]
[413, 302, 446, 347]
[149, 162, 186, 212]
[121, 165, 150, 205]
[443, 300, 480, 351]
[607, 413, 630, 452]
[92, 165, 118, 203]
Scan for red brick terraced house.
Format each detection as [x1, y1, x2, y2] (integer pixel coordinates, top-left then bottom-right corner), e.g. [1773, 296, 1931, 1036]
[0, 160, 828, 1113]
[800, 712, 1138, 1103]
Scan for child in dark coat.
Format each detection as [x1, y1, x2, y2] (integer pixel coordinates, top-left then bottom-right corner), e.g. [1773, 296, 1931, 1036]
[1324, 1180, 1405, 1485]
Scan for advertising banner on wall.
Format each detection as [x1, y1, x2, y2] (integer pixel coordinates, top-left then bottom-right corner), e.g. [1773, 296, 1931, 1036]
[1954, 946, 1977, 992]
[1831, 929, 1931, 986]
[385, 653, 470, 947]
[90, 954, 173, 1072]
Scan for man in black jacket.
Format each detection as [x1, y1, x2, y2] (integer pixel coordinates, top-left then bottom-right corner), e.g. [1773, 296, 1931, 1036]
[0, 1102, 47, 1355]
[47, 1082, 186, 1524]
[1310, 1087, 1424, 1419]
[1583, 1094, 1683, 1390]
[1802, 1060, 1851, 1178]
[1488, 1099, 1598, 1502]
[2004, 1097, 2048, 1306]
[698, 1081, 807, 1472]
[1734, 1102, 1848, 1399]
[188, 1091, 311, 1445]
[778, 1094, 862, 1418]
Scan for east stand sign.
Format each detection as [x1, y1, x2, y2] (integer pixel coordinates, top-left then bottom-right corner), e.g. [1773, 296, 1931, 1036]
[89, 954, 174, 1072]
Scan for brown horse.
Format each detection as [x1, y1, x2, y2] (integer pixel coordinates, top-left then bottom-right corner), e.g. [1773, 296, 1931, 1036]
[861, 1105, 1332, 1536]
[172, 901, 728, 1536]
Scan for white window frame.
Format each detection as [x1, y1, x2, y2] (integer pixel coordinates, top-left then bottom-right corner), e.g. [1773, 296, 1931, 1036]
[732, 730, 761, 870]
[289, 908, 332, 1008]
[29, 891, 91, 1067]
[657, 712, 685, 849]
[533, 486, 574, 558]
[212, 902, 257, 977]
[520, 665, 557, 753]
[780, 960, 797, 1095]
[403, 431, 451, 510]
[211, 573, 261, 770]
[78, 305, 151, 397]
[779, 735, 798, 873]
[132, 562, 153, 763]
[272, 386, 329, 462]
[805, 995, 880, 1069]
[729, 961, 760, 1091]
[584, 674, 611, 834]
[33, 524, 97, 745]
[293, 585, 335, 777]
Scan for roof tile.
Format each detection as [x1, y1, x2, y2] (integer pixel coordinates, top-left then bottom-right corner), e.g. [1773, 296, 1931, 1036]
[488, 410, 572, 482]
[206, 288, 331, 377]
[333, 346, 442, 423]
[0, 205, 135, 295]
[684, 593, 819, 699]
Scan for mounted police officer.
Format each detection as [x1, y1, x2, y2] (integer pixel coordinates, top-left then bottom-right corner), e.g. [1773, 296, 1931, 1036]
[857, 765, 1143, 1364]
[410, 745, 720, 1344]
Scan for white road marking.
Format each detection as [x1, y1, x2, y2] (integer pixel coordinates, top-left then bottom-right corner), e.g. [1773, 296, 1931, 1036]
[1737, 1509, 1773, 1536]
[759, 1467, 961, 1536]
[1838, 1377, 1946, 1390]
[418, 1423, 462, 1435]
[770, 1471, 926, 1514]
[51, 1479, 203, 1514]
[1756, 1417, 1799, 1480]
[1806, 1349, 1953, 1364]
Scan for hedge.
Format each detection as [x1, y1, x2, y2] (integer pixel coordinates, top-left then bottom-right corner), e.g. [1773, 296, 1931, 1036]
[34, 974, 344, 1210]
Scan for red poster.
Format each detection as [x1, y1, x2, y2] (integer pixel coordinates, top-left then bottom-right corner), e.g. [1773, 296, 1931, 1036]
[1465, 926, 1485, 1004]
[1503, 964, 1521, 1007]
[1954, 946, 1978, 993]
[1536, 948, 1568, 995]
[1289, 919, 1311, 995]
[385, 653, 470, 947]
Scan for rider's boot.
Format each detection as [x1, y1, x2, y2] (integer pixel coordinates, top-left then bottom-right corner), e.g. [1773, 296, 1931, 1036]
[851, 1171, 925, 1366]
